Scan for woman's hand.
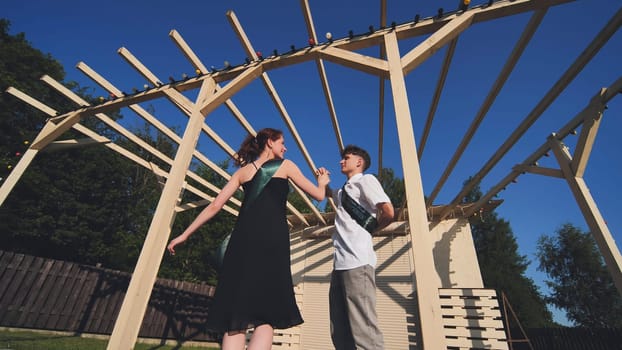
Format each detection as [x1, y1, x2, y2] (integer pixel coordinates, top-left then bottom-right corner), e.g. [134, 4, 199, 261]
[167, 235, 187, 256]
[316, 167, 331, 187]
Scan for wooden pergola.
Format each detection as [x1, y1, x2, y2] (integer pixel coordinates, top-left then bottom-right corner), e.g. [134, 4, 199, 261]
[2, 0, 621, 348]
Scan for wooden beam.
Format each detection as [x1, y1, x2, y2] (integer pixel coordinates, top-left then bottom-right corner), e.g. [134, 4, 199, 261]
[548, 136, 622, 296]
[571, 89, 606, 177]
[40, 75, 241, 209]
[299, 0, 344, 152]
[168, 29, 209, 74]
[227, 10, 328, 223]
[334, 0, 574, 52]
[44, 138, 109, 151]
[302, 220, 409, 239]
[401, 12, 474, 75]
[427, 8, 547, 206]
[5, 86, 58, 116]
[439, 7, 622, 221]
[107, 102, 207, 350]
[318, 47, 389, 77]
[0, 147, 40, 206]
[419, 38, 458, 160]
[514, 164, 563, 178]
[467, 76, 622, 217]
[384, 31, 445, 349]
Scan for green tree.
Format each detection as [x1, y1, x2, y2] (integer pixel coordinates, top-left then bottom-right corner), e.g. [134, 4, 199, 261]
[1, 20, 160, 272]
[536, 223, 622, 327]
[464, 180, 554, 328]
[0, 19, 239, 285]
[379, 167, 405, 209]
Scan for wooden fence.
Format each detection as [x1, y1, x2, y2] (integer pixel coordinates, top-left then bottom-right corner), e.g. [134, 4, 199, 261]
[0, 250, 218, 343]
[524, 328, 622, 350]
[2, 250, 621, 349]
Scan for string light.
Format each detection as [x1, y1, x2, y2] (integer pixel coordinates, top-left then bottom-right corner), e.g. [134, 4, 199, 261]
[413, 14, 420, 24]
[458, 0, 470, 12]
[437, 8, 444, 18]
[325, 32, 333, 43]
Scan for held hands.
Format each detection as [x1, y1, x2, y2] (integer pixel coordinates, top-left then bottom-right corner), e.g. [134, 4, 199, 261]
[315, 167, 331, 187]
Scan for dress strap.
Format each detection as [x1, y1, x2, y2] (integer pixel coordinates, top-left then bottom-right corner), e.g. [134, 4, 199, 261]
[243, 159, 284, 211]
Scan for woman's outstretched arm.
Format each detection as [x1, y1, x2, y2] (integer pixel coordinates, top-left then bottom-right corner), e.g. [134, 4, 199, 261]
[167, 170, 242, 255]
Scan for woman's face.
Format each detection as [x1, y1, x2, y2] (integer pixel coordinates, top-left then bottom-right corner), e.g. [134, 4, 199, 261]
[269, 135, 287, 159]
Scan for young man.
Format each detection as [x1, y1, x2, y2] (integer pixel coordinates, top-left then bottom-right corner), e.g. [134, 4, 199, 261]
[330, 145, 395, 350]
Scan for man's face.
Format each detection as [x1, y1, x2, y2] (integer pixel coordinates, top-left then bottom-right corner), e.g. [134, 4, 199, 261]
[340, 153, 362, 174]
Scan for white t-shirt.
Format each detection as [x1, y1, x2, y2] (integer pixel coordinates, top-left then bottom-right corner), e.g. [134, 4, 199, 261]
[332, 173, 391, 270]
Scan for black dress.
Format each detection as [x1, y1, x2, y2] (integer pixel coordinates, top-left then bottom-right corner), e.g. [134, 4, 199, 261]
[205, 176, 303, 332]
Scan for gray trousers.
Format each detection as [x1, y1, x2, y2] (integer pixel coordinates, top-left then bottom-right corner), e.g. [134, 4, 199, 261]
[329, 264, 384, 350]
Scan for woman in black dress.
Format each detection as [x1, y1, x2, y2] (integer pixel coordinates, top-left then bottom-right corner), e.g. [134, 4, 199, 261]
[167, 128, 330, 350]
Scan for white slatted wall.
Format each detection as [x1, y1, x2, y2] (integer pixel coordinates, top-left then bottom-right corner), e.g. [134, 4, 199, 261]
[290, 229, 419, 349]
[439, 288, 508, 350]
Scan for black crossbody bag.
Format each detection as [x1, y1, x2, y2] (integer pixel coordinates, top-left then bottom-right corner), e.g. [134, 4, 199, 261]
[340, 186, 378, 234]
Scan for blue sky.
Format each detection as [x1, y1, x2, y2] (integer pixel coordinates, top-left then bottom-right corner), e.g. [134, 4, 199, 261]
[4, 0, 621, 325]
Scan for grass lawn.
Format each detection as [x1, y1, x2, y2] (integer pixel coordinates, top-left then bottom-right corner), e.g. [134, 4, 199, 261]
[0, 329, 219, 350]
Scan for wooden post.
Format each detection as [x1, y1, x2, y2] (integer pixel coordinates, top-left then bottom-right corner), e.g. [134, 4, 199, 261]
[384, 31, 446, 349]
[548, 135, 622, 296]
[106, 104, 207, 350]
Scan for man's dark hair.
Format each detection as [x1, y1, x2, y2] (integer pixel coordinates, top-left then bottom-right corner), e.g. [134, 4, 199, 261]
[341, 145, 371, 171]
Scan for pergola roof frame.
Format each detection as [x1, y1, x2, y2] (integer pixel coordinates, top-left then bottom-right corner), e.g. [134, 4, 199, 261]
[2, 0, 621, 349]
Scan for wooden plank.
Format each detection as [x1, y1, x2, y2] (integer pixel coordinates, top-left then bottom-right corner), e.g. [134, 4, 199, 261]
[102, 272, 126, 333]
[443, 317, 505, 329]
[70, 266, 100, 330]
[439, 288, 498, 297]
[64, 265, 92, 329]
[440, 297, 501, 307]
[445, 336, 509, 349]
[48, 262, 80, 329]
[4, 255, 42, 324]
[0, 252, 21, 301]
[101, 271, 126, 333]
[444, 327, 507, 339]
[441, 308, 502, 318]
[0, 251, 15, 281]
[29, 259, 65, 328]
[88, 272, 111, 332]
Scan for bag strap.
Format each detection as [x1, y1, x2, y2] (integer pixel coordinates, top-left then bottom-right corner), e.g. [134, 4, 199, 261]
[341, 186, 378, 234]
[243, 158, 284, 209]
